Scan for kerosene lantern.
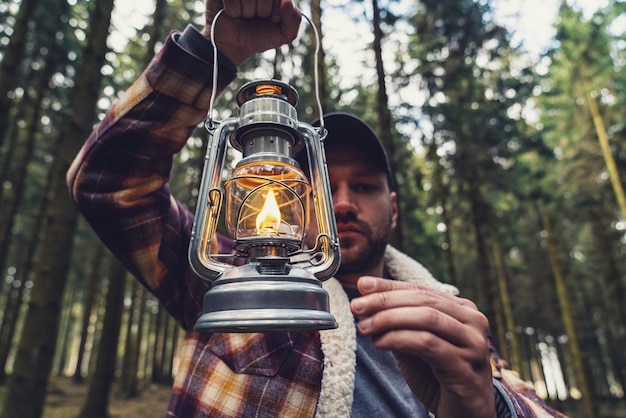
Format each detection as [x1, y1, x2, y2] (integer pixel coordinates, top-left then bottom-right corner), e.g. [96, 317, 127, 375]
[188, 78, 341, 333]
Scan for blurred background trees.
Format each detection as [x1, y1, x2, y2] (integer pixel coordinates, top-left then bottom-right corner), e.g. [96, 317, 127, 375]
[0, 0, 624, 417]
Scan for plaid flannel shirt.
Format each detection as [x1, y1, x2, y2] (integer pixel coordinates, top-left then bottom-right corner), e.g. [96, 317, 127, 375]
[67, 26, 568, 418]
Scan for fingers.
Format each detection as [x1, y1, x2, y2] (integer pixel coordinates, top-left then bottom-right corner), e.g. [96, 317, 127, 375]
[357, 306, 469, 346]
[229, 0, 255, 18]
[218, 0, 283, 19]
[356, 304, 490, 379]
[350, 276, 490, 354]
[270, 0, 282, 22]
[203, 0, 301, 66]
[353, 277, 482, 323]
[254, 0, 281, 19]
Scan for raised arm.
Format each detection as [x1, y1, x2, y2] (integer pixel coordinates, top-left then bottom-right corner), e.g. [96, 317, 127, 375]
[67, 0, 302, 330]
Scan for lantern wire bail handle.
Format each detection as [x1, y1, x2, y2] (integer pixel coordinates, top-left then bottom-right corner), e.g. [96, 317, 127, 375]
[205, 9, 326, 136]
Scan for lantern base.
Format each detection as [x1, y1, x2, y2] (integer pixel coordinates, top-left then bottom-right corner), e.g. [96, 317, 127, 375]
[193, 264, 338, 333]
[194, 308, 337, 333]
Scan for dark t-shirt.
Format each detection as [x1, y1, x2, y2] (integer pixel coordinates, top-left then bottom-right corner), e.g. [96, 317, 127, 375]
[344, 287, 430, 418]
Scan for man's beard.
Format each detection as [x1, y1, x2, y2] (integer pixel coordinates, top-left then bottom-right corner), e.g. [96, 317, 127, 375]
[336, 212, 392, 276]
[337, 235, 388, 275]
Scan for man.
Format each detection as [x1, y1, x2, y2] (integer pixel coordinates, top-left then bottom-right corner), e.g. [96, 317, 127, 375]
[67, 0, 568, 416]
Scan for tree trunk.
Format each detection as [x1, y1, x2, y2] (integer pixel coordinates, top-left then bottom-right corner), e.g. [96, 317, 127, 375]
[540, 205, 597, 417]
[0, 56, 54, 277]
[160, 315, 176, 384]
[490, 237, 522, 372]
[307, 0, 328, 120]
[0, 132, 59, 384]
[76, 257, 127, 418]
[55, 289, 78, 377]
[151, 305, 166, 383]
[135, 287, 146, 385]
[119, 281, 147, 398]
[142, 298, 157, 380]
[589, 205, 626, 327]
[527, 330, 548, 396]
[516, 328, 533, 383]
[602, 326, 626, 394]
[0, 279, 27, 385]
[72, 242, 105, 383]
[427, 134, 457, 286]
[0, 56, 55, 384]
[588, 210, 626, 388]
[0, 67, 37, 203]
[144, 0, 168, 66]
[166, 322, 179, 382]
[465, 176, 505, 355]
[1, 0, 115, 415]
[0, 0, 39, 144]
[371, 0, 404, 251]
[580, 73, 626, 221]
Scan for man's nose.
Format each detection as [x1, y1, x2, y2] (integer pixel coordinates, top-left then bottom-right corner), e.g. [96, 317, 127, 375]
[332, 183, 357, 217]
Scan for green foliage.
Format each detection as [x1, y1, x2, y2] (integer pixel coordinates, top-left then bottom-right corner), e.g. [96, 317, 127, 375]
[535, 0, 626, 279]
[399, 0, 540, 298]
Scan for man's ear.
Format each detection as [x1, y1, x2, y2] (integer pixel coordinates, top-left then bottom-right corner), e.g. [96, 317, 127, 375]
[390, 192, 398, 230]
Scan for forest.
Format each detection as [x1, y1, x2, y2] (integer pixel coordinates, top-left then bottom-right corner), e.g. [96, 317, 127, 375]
[0, 0, 625, 417]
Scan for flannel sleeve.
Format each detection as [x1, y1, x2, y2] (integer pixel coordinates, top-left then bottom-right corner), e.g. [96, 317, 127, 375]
[489, 337, 569, 417]
[67, 25, 238, 330]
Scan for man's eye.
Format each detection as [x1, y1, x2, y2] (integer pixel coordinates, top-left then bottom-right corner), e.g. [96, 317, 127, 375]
[353, 184, 376, 193]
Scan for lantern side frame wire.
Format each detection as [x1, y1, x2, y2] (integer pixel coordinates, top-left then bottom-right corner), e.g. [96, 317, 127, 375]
[188, 123, 341, 281]
[297, 124, 339, 279]
[188, 121, 237, 280]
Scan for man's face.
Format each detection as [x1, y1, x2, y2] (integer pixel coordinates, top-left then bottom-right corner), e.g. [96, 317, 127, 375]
[325, 144, 397, 278]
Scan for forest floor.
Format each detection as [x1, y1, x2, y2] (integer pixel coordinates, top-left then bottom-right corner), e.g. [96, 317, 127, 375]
[0, 376, 171, 417]
[0, 377, 625, 417]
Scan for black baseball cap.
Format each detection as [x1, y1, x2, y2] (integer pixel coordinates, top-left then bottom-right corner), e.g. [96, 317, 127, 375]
[296, 112, 394, 188]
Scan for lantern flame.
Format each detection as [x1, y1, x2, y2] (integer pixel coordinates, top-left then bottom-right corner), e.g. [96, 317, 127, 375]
[256, 189, 281, 234]
[256, 84, 282, 96]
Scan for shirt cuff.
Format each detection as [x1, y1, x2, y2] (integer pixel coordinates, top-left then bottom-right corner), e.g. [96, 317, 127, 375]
[175, 24, 237, 75]
[493, 379, 518, 418]
[145, 26, 238, 109]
